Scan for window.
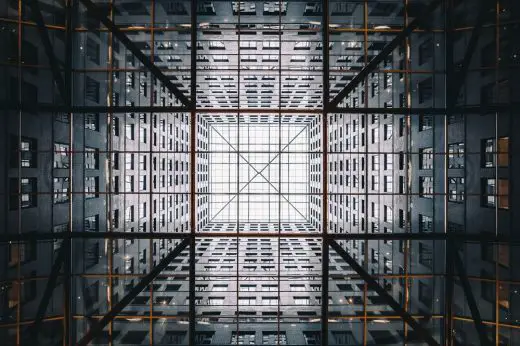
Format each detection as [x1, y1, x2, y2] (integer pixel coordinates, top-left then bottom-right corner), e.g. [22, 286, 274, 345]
[332, 331, 356, 345]
[85, 177, 99, 198]
[208, 297, 225, 305]
[262, 331, 287, 345]
[383, 123, 393, 140]
[384, 154, 393, 170]
[448, 143, 464, 168]
[419, 38, 433, 65]
[262, 297, 278, 306]
[294, 296, 310, 305]
[86, 37, 100, 64]
[383, 175, 392, 193]
[418, 281, 432, 307]
[53, 177, 69, 204]
[419, 176, 433, 198]
[231, 332, 255, 345]
[85, 147, 99, 169]
[482, 178, 509, 209]
[419, 115, 433, 131]
[85, 77, 100, 103]
[85, 215, 99, 231]
[85, 113, 99, 131]
[126, 123, 135, 140]
[418, 77, 433, 103]
[384, 205, 393, 223]
[482, 137, 509, 167]
[420, 147, 433, 169]
[11, 136, 37, 168]
[10, 178, 37, 210]
[239, 297, 256, 306]
[419, 243, 433, 269]
[448, 177, 464, 202]
[419, 214, 433, 233]
[54, 143, 70, 168]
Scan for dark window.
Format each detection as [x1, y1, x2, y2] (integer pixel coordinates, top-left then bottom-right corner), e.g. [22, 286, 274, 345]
[10, 178, 37, 210]
[85, 177, 99, 198]
[11, 136, 37, 168]
[419, 38, 434, 65]
[86, 37, 100, 64]
[85, 76, 100, 103]
[85, 113, 99, 131]
[418, 77, 433, 103]
[419, 176, 433, 198]
[53, 177, 69, 204]
[419, 114, 434, 131]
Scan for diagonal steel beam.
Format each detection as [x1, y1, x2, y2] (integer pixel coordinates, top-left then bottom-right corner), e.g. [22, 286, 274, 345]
[449, 0, 493, 108]
[29, 239, 66, 339]
[210, 125, 308, 221]
[453, 246, 492, 346]
[78, 0, 191, 107]
[328, 0, 442, 109]
[26, 0, 67, 102]
[329, 240, 440, 346]
[76, 238, 190, 346]
[211, 126, 308, 220]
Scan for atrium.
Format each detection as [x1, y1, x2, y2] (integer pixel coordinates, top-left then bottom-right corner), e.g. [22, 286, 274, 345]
[1, 0, 519, 345]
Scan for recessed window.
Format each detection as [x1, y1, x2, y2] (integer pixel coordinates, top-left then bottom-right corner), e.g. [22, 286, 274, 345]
[53, 143, 70, 169]
[419, 214, 433, 233]
[85, 147, 99, 169]
[85, 215, 99, 232]
[448, 177, 464, 203]
[419, 176, 433, 198]
[482, 137, 509, 168]
[53, 177, 69, 204]
[11, 136, 37, 168]
[448, 143, 464, 168]
[420, 147, 433, 170]
[482, 178, 509, 209]
[85, 177, 99, 199]
[10, 178, 37, 210]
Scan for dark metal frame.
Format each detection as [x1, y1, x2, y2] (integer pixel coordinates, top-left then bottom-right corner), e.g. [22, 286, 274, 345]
[77, 0, 192, 108]
[329, 240, 440, 346]
[3, 0, 514, 345]
[76, 238, 190, 346]
[327, 0, 443, 110]
[453, 243, 492, 346]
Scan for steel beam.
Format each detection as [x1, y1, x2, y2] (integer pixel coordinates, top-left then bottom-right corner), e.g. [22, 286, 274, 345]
[78, 0, 192, 107]
[328, 0, 443, 109]
[329, 240, 440, 346]
[449, 0, 493, 108]
[76, 238, 190, 346]
[26, 0, 67, 102]
[2, 231, 520, 243]
[28, 240, 66, 339]
[4, 103, 520, 114]
[453, 247, 492, 346]
[321, 0, 330, 342]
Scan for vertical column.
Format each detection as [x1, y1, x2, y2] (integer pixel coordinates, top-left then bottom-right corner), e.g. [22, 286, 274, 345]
[64, 0, 74, 344]
[444, 0, 455, 345]
[188, 0, 197, 344]
[321, 0, 329, 345]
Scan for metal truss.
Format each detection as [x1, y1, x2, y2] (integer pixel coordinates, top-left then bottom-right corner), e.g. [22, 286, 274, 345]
[25, 0, 67, 103]
[328, 0, 443, 110]
[453, 243, 492, 346]
[76, 238, 190, 346]
[329, 240, 440, 346]
[77, 0, 192, 108]
[3, 0, 516, 345]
